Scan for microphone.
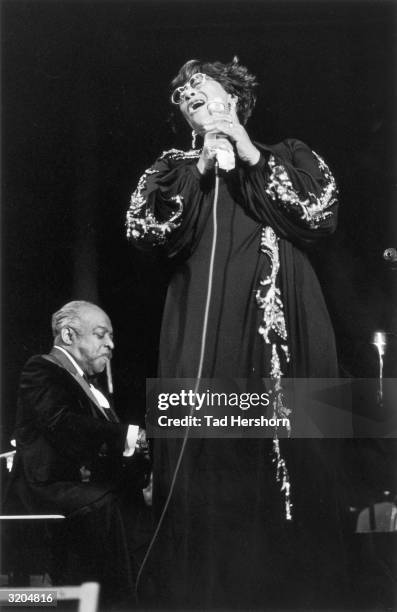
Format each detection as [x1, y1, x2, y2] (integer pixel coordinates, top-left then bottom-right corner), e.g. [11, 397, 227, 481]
[205, 98, 235, 171]
[383, 247, 397, 263]
[207, 99, 227, 115]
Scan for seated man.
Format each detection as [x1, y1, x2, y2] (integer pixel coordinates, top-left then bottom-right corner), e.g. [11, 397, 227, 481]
[6, 300, 150, 607]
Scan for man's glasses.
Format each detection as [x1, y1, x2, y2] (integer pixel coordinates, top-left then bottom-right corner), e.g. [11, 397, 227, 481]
[171, 73, 208, 105]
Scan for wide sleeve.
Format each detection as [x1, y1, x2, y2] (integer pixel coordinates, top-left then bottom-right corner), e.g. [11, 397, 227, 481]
[126, 148, 206, 257]
[239, 139, 338, 244]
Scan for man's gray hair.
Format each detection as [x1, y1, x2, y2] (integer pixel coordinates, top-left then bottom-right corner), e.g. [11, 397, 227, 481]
[51, 300, 96, 342]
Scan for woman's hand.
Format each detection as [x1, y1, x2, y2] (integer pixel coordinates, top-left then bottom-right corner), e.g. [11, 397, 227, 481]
[200, 107, 260, 167]
[196, 133, 235, 175]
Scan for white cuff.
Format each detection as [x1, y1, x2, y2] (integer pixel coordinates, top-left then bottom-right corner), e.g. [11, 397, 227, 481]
[123, 424, 139, 457]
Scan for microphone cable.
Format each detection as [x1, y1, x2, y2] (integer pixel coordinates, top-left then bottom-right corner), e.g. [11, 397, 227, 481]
[135, 161, 220, 602]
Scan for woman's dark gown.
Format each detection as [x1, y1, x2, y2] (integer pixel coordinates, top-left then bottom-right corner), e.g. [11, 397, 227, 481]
[127, 139, 346, 609]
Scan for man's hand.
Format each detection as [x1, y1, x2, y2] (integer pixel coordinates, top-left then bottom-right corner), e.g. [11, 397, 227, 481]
[135, 427, 150, 459]
[123, 425, 150, 459]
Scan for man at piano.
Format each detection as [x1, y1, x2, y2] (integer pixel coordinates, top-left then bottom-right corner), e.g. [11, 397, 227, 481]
[7, 300, 149, 606]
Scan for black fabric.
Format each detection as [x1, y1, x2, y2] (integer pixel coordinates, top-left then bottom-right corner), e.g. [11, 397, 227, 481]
[48, 492, 134, 608]
[130, 139, 346, 608]
[136, 140, 338, 379]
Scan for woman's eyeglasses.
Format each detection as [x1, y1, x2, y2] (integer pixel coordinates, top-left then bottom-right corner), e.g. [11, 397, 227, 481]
[171, 73, 208, 105]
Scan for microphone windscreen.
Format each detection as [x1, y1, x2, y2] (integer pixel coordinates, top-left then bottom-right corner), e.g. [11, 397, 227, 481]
[207, 99, 226, 115]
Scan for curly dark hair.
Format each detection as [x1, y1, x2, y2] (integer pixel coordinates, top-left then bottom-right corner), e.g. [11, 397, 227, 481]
[170, 57, 258, 125]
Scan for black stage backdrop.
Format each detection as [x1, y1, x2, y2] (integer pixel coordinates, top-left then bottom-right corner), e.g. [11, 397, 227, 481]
[2, 0, 397, 443]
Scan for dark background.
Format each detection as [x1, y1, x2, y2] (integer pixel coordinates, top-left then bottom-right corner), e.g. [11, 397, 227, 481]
[2, 0, 397, 444]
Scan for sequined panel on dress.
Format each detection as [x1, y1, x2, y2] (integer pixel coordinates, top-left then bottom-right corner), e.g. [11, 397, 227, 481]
[265, 152, 338, 230]
[126, 149, 200, 245]
[256, 226, 292, 520]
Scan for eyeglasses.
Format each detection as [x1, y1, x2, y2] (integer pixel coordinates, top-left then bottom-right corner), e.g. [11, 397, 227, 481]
[171, 73, 208, 105]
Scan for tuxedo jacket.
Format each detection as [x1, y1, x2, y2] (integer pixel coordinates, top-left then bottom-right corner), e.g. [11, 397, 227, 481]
[8, 348, 131, 515]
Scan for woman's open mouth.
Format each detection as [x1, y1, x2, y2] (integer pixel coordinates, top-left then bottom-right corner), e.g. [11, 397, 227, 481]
[188, 97, 206, 113]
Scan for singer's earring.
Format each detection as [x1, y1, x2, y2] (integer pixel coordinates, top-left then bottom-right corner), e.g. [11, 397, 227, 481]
[191, 130, 197, 149]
